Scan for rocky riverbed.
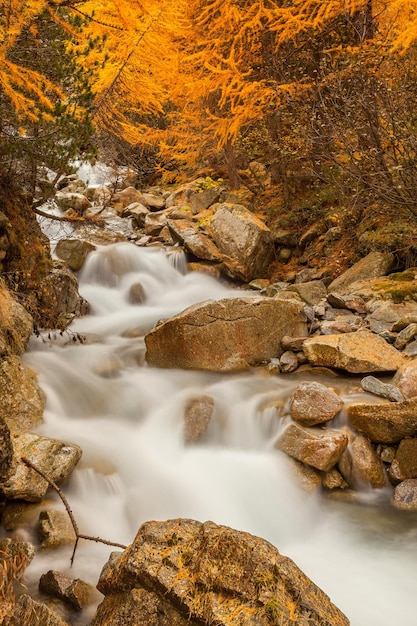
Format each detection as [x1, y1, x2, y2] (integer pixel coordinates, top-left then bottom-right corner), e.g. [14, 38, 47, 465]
[2, 168, 417, 624]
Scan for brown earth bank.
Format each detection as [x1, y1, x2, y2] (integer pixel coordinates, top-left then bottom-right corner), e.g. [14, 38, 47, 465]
[3, 168, 417, 624]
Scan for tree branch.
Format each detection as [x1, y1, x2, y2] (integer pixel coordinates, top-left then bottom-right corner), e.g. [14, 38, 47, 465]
[21, 456, 127, 565]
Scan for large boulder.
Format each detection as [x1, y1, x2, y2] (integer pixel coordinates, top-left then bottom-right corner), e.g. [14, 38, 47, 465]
[303, 330, 404, 373]
[328, 251, 394, 294]
[91, 519, 349, 626]
[348, 397, 417, 443]
[209, 203, 274, 281]
[0, 355, 45, 432]
[145, 297, 307, 371]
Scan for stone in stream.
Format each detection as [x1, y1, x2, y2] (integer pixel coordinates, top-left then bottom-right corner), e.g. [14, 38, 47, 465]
[388, 438, 417, 483]
[393, 478, 417, 511]
[348, 396, 417, 444]
[183, 395, 214, 442]
[145, 296, 307, 372]
[39, 570, 94, 610]
[91, 519, 349, 626]
[55, 238, 96, 272]
[303, 330, 404, 373]
[275, 423, 348, 471]
[349, 435, 387, 488]
[360, 375, 404, 402]
[37, 510, 76, 549]
[290, 381, 344, 426]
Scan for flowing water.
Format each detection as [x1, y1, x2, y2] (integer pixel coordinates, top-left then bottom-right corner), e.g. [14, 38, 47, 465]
[21, 241, 417, 625]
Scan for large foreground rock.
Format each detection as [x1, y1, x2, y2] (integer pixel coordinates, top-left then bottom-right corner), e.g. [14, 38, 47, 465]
[209, 203, 274, 281]
[145, 297, 307, 371]
[303, 330, 404, 373]
[348, 397, 417, 443]
[92, 519, 349, 626]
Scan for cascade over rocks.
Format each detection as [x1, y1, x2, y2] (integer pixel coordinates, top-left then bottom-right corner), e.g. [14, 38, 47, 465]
[91, 519, 349, 626]
[145, 296, 307, 371]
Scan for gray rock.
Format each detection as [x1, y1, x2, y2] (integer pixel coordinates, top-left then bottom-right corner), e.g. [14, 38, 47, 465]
[38, 262, 88, 329]
[122, 202, 150, 228]
[366, 301, 417, 334]
[394, 323, 417, 349]
[55, 191, 91, 213]
[287, 280, 327, 306]
[360, 376, 404, 402]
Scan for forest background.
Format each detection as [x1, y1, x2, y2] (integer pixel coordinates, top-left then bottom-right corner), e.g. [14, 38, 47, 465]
[2, 0, 417, 289]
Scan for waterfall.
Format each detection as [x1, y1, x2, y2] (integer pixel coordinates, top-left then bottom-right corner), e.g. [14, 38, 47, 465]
[23, 243, 417, 626]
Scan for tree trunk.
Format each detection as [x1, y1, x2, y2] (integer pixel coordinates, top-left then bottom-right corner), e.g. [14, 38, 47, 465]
[224, 140, 240, 190]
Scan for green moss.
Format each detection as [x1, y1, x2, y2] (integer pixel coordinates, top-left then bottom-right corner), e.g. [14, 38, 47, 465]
[371, 278, 417, 303]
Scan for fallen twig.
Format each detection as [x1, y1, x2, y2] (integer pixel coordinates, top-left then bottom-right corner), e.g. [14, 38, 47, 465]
[21, 456, 127, 565]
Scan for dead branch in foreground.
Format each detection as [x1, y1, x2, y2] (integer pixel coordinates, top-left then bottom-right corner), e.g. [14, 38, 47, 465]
[21, 456, 127, 565]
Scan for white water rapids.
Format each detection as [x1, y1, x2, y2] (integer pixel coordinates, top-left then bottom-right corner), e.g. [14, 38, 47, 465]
[21, 241, 417, 625]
